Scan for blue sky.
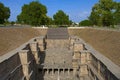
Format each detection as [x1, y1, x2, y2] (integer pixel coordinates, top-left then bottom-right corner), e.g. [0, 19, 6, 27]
[0, 0, 120, 22]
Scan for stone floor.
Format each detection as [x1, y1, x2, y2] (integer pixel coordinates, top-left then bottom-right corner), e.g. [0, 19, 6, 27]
[43, 48, 73, 69]
[38, 47, 91, 80]
[38, 72, 91, 80]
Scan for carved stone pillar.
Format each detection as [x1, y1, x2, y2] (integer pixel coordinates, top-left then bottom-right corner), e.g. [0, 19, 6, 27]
[30, 42, 39, 64]
[19, 50, 30, 80]
[73, 41, 84, 52]
[36, 36, 45, 51]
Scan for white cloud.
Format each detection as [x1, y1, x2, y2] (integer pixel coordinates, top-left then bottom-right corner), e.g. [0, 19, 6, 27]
[68, 11, 91, 22]
[78, 11, 91, 18]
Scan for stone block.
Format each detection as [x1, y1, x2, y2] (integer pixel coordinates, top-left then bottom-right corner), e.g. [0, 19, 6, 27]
[46, 39, 69, 49]
[81, 52, 87, 64]
[73, 68, 77, 76]
[70, 39, 75, 45]
[36, 36, 45, 51]
[86, 52, 91, 63]
[0, 53, 22, 80]
[70, 45, 73, 50]
[73, 41, 84, 52]
[19, 50, 30, 80]
[7, 54, 21, 72]
[30, 42, 37, 52]
[0, 60, 8, 79]
[80, 65, 88, 75]
[80, 76, 84, 80]
[72, 59, 79, 68]
[19, 50, 29, 65]
[36, 36, 45, 45]
[38, 45, 44, 51]
[70, 36, 79, 45]
[80, 50, 91, 64]
[32, 51, 39, 64]
[73, 51, 80, 59]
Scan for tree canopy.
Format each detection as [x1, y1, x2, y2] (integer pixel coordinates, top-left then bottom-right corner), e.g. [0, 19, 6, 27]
[89, 0, 120, 27]
[0, 2, 10, 24]
[17, 1, 50, 26]
[79, 20, 92, 26]
[53, 10, 71, 26]
[114, 2, 120, 25]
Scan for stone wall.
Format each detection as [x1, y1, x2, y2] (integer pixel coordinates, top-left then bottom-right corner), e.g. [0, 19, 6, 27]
[0, 28, 120, 80]
[46, 39, 69, 49]
[88, 54, 120, 80]
[70, 35, 120, 80]
[0, 36, 45, 80]
[0, 53, 24, 80]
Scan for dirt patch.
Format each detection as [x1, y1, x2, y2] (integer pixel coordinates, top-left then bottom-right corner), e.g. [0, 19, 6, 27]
[69, 28, 120, 67]
[0, 28, 47, 56]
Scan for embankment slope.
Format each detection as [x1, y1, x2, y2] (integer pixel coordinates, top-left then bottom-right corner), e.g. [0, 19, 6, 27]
[0, 28, 46, 56]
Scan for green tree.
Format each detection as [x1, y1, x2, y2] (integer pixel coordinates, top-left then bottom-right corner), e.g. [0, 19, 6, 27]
[69, 20, 73, 25]
[79, 20, 92, 26]
[114, 2, 120, 25]
[46, 17, 53, 25]
[53, 10, 70, 26]
[0, 2, 10, 24]
[11, 21, 15, 26]
[89, 0, 115, 27]
[89, 10, 101, 26]
[17, 1, 49, 26]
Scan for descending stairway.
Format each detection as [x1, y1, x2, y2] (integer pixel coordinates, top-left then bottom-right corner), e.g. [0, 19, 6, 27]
[47, 28, 69, 39]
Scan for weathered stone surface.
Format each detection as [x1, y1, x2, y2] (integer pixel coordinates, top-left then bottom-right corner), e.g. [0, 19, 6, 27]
[80, 65, 88, 75]
[0, 28, 120, 80]
[36, 36, 45, 45]
[47, 28, 69, 39]
[73, 41, 84, 52]
[44, 48, 73, 69]
[46, 39, 69, 49]
[30, 42, 38, 52]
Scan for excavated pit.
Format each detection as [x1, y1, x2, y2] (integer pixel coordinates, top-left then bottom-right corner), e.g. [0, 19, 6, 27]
[0, 27, 120, 80]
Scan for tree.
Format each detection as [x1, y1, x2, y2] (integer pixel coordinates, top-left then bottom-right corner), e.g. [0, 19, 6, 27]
[79, 20, 92, 26]
[89, 0, 115, 27]
[114, 2, 120, 25]
[11, 21, 15, 26]
[17, 1, 49, 26]
[0, 2, 10, 24]
[69, 20, 73, 25]
[53, 10, 70, 26]
[45, 17, 53, 25]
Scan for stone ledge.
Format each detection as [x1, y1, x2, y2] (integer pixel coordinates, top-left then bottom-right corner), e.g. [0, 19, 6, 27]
[0, 37, 36, 63]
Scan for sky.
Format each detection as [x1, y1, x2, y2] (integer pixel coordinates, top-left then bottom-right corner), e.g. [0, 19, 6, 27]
[0, 0, 120, 22]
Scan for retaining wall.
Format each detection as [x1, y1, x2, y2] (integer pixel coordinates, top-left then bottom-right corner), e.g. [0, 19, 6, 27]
[70, 35, 120, 80]
[0, 36, 45, 80]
